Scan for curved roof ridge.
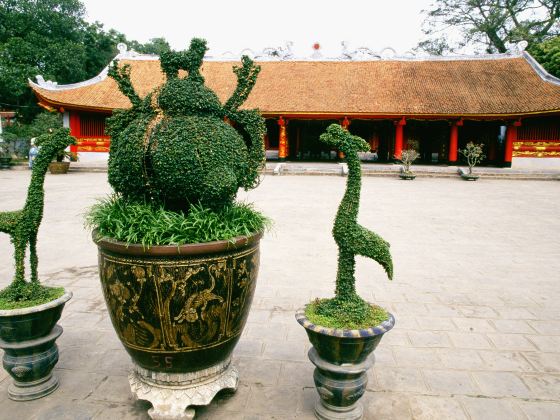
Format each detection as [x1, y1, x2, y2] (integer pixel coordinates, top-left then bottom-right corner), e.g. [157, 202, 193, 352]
[523, 51, 560, 86]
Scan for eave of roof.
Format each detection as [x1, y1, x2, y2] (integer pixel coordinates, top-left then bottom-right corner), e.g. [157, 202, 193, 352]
[29, 51, 560, 118]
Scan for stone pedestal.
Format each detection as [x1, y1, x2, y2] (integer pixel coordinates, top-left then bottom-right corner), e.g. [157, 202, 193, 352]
[1, 325, 63, 401]
[309, 348, 375, 420]
[129, 358, 239, 420]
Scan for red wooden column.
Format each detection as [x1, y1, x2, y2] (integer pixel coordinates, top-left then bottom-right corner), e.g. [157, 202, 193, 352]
[448, 119, 463, 163]
[339, 116, 350, 159]
[504, 120, 521, 167]
[69, 111, 81, 153]
[394, 117, 406, 159]
[278, 116, 288, 161]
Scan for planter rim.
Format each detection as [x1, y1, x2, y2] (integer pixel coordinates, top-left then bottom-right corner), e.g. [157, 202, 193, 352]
[93, 229, 263, 257]
[295, 306, 395, 338]
[0, 291, 72, 317]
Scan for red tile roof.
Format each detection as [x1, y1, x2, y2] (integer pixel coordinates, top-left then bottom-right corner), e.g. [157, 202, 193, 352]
[30, 55, 560, 117]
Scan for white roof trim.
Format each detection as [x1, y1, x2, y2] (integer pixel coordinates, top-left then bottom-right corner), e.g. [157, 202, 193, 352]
[522, 51, 560, 86]
[30, 42, 536, 92]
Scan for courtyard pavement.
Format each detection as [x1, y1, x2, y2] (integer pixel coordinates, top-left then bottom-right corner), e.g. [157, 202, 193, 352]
[0, 169, 559, 419]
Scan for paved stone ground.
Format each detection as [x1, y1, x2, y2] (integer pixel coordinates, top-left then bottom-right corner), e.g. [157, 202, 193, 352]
[0, 170, 559, 419]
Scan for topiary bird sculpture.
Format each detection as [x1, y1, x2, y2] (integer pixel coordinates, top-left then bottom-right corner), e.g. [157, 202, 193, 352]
[316, 124, 393, 319]
[0, 128, 75, 284]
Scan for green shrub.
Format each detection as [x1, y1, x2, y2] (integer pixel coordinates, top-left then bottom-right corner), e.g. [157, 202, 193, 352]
[106, 38, 265, 212]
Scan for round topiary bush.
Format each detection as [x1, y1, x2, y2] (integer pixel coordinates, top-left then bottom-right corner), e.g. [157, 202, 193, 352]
[106, 38, 265, 211]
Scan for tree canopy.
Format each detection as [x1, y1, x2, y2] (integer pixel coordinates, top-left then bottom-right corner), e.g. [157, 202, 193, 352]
[528, 35, 560, 77]
[0, 0, 170, 121]
[418, 0, 560, 55]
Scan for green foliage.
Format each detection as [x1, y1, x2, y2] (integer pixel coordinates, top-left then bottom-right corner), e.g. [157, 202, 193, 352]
[399, 149, 420, 173]
[0, 0, 171, 121]
[0, 128, 74, 304]
[106, 38, 266, 212]
[460, 141, 485, 174]
[305, 298, 388, 330]
[312, 124, 393, 328]
[86, 195, 271, 248]
[418, 0, 560, 54]
[0, 282, 64, 310]
[529, 36, 560, 77]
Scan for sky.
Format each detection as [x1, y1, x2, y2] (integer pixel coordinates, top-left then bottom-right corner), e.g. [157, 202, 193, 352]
[80, 0, 436, 58]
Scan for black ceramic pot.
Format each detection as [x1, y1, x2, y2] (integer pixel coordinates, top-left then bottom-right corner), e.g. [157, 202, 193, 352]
[296, 308, 395, 420]
[460, 173, 479, 181]
[0, 292, 72, 401]
[399, 172, 416, 180]
[93, 231, 261, 374]
[0, 156, 12, 169]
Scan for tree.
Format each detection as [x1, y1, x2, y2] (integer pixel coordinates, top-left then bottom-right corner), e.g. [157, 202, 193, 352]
[137, 37, 171, 56]
[418, 0, 560, 55]
[0, 0, 170, 121]
[528, 35, 560, 77]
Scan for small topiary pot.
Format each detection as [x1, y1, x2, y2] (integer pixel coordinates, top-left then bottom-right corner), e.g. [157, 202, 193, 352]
[0, 156, 12, 169]
[460, 173, 479, 181]
[0, 292, 72, 401]
[296, 308, 395, 420]
[93, 231, 261, 419]
[399, 171, 416, 180]
[48, 162, 70, 174]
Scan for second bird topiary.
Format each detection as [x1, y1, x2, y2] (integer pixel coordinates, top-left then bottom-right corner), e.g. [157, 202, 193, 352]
[107, 38, 266, 211]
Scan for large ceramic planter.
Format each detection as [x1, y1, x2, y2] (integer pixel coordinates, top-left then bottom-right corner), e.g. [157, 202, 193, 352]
[93, 231, 262, 419]
[0, 292, 72, 401]
[296, 308, 395, 420]
[399, 171, 416, 180]
[48, 161, 70, 174]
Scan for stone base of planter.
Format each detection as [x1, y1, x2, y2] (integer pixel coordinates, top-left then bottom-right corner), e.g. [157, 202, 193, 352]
[129, 358, 239, 419]
[309, 347, 374, 420]
[48, 161, 70, 174]
[1, 325, 63, 401]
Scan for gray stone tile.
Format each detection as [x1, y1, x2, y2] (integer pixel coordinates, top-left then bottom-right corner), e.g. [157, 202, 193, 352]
[245, 384, 300, 415]
[461, 396, 524, 420]
[519, 401, 560, 420]
[522, 373, 560, 399]
[448, 332, 493, 349]
[487, 333, 537, 351]
[392, 346, 441, 367]
[407, 331, 451, 348]
[278, 361, 314, 388]
[233, 339, 264, 358]
[478, 350, 536, 372]
[437, 348, 487, 370]
[526, 335, 560, 352]
[453, 318, 496, 333]
[381, 330, 410, 346]
[523, 352, 560, 373]
[34, 401, 103, 420]
[88, 375, 133, 404]
[422, 369, 478, 395]
[496, 307, 537, 320]
[374, 367, 427, 393]
[93, 401, 151, 420]
[408, 395, 468, 419]
[459, 305, 499, 318]
[528, 320, 560, 335]
[262, 340, 308, 362]
[236, 357, 282, 386]
[473, 372, 532, 398]
[364, 391, 412, 419]
[493, 320, 537, 334]
[416, 317, 457, 331]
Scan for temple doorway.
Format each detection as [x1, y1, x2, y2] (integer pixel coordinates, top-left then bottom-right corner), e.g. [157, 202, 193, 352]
[405, 120, 449, 164]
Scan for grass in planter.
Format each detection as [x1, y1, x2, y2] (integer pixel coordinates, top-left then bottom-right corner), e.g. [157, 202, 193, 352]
[86, 195, 271, 247]
[305, 296, 389, 330]
[0, 282, 65, 310]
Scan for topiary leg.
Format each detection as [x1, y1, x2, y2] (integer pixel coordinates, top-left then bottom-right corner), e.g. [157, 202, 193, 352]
[30, 234, 39, 283]
[13, 238, 26, 283]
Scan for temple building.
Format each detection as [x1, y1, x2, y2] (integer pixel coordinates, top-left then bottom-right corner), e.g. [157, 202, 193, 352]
[29, 44, 560, 168]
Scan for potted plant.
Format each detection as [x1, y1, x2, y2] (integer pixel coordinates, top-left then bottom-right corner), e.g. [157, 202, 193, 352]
[458, 141, 485, 180]
[0, 138, 12, 169]
[35, 130, 76, 174]
[296, 124, 395, 420]
[0, 128, 74, 401]
[398, 148, 420, 180]
[85, 38, 268, 419]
